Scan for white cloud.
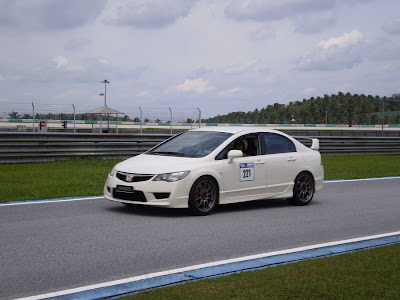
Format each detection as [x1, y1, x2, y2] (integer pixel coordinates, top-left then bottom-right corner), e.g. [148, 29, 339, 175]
[249, 27, 276, 40]
[170, 78, 214, 94]
[318, 30, 363, 48]
[335, 83, 353, 93]
[297, 45, 363, 71]
[219, 87, 242, 96]
[99, 59, 110, 65]
[0, 74, 4, 80]
[224, 60, 258, 74]
[296, 30, 366, 71]
[136, 90, 152, 97]
[52, 56, 69, 69]
[0, 0, 106, 31]
[225, 0, 335, 22]
[303, 87, 315, 95]
[103, 0, 194, 28]
[264, 76, 274, 83]
[51, 56, 86, 72]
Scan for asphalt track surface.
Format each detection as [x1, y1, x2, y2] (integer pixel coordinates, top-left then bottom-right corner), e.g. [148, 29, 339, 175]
[1, 178, 399, 299]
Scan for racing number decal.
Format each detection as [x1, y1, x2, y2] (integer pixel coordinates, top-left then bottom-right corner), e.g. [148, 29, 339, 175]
[240, 163, 255, 182]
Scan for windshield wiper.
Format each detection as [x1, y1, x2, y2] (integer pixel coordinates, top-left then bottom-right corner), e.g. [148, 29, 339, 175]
[148, 151, 186, 157]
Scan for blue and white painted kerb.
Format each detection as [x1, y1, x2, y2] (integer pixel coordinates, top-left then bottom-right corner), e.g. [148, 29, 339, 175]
[0, 196, 103, 206]
[17, 231, 400, 300]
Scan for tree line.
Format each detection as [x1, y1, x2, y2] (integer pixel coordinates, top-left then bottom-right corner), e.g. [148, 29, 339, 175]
[6, 92, 400, 125]
[203, 92, 400, 125]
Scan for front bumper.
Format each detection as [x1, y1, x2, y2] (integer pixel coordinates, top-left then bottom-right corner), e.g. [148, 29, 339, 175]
[103, 174, 192, 208]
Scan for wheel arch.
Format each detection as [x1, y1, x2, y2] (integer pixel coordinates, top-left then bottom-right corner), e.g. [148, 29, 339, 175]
[192, 174, 220, 204]
[295, 170, 315, 185]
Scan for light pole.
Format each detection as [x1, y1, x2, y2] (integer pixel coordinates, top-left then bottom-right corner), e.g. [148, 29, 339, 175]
[139, 106, 143, 134]
[197, 107, 201, 128]
[100, 80, 110, 107]
[32, 102, 35, 132]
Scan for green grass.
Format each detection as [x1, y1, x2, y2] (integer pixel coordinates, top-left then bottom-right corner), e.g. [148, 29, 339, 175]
[0, 155, 399, 203]
[0, 158, 122, 203]
[322, 155, 400, 180]
[125, 243, 400, 299]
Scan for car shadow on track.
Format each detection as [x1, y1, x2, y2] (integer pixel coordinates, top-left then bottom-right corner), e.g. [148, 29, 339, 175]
[106, 204, 188, 218]
[216, 198, 292, 214]
[105, 198, 303, 218]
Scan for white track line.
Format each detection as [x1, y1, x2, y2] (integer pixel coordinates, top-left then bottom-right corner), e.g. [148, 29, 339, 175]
[0, 196, 103, 206]
[325, 176, 400, 183]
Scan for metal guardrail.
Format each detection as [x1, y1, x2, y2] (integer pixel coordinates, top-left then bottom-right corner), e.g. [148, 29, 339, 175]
[296, 136, 400, 155]
[0, 133, 171, 163]
[0, 133, 399, 163]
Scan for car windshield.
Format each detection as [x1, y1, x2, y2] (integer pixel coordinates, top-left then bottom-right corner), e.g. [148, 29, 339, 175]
[147, 131, 232, 157]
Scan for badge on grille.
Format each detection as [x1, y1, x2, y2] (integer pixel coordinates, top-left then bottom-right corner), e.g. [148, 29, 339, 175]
[126, 174, 134, 182]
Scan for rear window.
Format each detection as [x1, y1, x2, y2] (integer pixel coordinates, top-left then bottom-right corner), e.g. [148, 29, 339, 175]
[262, 133, 296, 154]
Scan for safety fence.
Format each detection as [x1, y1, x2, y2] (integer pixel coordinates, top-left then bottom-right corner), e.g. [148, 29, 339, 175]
[0, 133, 399, 163]
[3, 119, 400, 129]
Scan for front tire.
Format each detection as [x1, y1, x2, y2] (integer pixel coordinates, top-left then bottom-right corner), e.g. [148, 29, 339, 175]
[288, 172, 314, 206]
[189, 177, 218, 216]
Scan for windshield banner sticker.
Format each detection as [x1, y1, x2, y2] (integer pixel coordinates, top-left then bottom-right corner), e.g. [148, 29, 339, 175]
[240, 163, 255, 182]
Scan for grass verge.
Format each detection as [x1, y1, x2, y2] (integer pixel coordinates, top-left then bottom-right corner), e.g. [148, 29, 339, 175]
[322, 155, 400, 180]
[0, 155, 399, 203]
[125, 243, 400, 299]
[0, 158, 122, 203]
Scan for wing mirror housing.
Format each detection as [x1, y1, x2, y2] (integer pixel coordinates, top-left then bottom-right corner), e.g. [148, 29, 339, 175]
[311, 138, 320, 151]
[227, 149, 243, 163]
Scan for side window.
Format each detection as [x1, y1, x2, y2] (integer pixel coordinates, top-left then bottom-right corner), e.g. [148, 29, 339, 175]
[262, 133, 296, 154]
[215, 134, 260, 160]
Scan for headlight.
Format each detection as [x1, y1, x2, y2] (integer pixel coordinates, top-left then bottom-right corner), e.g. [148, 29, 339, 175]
[153, 171, 190, 182]
[110, 167, 117, 177]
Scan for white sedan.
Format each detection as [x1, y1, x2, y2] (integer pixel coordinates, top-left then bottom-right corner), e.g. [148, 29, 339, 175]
[104, 127, 324, 215]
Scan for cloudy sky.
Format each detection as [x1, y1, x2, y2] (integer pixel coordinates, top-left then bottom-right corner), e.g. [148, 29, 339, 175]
[0, 0, 400, 118]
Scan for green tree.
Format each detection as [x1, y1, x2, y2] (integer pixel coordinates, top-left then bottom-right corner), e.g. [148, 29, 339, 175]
[8, 111, 21, 119]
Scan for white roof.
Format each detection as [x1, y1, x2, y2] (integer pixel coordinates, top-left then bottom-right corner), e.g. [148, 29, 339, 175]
[86, 106, 124, 114]
[192, 126, 278, 134]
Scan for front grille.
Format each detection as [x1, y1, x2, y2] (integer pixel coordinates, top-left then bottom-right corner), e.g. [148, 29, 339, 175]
[113, 190, 147, 202]
[116, 172, 154, 183]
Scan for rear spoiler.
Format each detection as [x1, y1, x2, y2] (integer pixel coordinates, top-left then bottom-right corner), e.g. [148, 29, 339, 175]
[294, 137, 320, 151]
[311, 138, 319, 151]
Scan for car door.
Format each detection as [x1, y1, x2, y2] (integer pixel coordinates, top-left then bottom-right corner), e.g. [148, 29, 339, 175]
[217, 134, 268, 204]
[261, 133, 302, 195]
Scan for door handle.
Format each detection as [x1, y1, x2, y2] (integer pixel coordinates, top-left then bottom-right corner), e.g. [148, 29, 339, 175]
[255, 161, 265, 165]
[288, 157, 297, 162]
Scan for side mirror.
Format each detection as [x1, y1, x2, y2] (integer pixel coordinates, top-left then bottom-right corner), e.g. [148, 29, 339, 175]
[311, 139, 320, 151]
[227, 149, 243, 163]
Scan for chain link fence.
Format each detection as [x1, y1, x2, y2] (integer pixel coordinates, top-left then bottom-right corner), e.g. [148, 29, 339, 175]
[1, 102, 201, 122]
[0, 102, 201, 133]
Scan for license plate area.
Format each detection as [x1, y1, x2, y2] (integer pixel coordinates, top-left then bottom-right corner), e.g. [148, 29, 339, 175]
[116, 185, 134, 193]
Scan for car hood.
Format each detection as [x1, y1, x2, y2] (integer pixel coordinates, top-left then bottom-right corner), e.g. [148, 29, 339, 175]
[115, 153, 206, 174]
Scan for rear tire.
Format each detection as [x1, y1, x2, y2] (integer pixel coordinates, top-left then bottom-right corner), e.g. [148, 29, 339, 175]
[288, 172, 314, 206]
[189, 177, 218, 216]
